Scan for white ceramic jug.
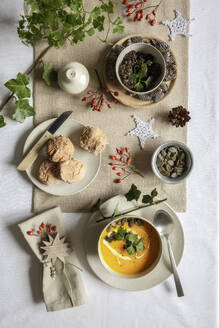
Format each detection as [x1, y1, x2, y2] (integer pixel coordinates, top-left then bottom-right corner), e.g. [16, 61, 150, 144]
[58, 62, 89, 95]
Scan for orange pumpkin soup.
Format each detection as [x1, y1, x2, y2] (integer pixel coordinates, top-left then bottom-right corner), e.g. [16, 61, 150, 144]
[99, 217, 161, 275]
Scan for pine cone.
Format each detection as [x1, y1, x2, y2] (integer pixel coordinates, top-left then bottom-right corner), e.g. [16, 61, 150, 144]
[168, 106, 191, 127]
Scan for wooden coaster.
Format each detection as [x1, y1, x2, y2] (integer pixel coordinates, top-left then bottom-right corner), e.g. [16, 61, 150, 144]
[104, 34, 177, 109]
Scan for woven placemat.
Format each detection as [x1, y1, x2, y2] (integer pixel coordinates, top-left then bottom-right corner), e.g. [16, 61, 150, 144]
[33, 0, 190, 213]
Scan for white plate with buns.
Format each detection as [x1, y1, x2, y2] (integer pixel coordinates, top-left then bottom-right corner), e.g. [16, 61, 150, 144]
[23, 118, 102, 196]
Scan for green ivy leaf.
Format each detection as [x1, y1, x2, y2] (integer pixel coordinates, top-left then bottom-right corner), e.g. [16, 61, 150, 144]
[70, 2, 82, 12]
[66, 14, 77, 25]
[12, 99, 35, 123]
[101, 0, 114, 14]
[112, 25, 124, 34]
[72, 28, 85, 43]
[90, 7, 102, 19]
[87, 28, 95, 36]
[5, 73, 30, 99]
[151, 188, 158, 198]
[0, 115, 6, 128]
[93, 16, 105, 32]
[142, 189, 158, 204]
[125, 184, 141, 202]
[142, 194, 153, 204]
[42, 62, 57, 86]
[113, 17, 123, 25]
[25, 0, 39, 12]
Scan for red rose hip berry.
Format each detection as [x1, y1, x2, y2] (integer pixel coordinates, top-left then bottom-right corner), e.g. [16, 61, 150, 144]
[151, 19, 156, 25]
[135, 2, 142, 8]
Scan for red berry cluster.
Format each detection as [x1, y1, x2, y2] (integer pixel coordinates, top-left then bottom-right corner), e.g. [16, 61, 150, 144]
[109, 147, 143, 183]
[122, 0, 161, 25]
[27, 222, 57, 237]
[82, 89, 119, 112]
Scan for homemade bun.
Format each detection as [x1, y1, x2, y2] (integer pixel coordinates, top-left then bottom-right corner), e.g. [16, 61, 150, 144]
[47, 136, 74, 162]
[38, 160, 59, 185]
[58, 158, 86, 184]
[80, 126, 108, 155]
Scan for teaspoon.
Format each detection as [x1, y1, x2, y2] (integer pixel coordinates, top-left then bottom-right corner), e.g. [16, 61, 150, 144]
[154, 210, 184, 297]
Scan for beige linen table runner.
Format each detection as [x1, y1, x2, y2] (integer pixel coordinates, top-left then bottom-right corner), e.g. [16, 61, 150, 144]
[33, 0, 190, 213]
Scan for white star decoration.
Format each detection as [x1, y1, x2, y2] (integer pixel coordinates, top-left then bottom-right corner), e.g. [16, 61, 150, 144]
[162, 10, 195, 41]
[128, 116, 159, 149]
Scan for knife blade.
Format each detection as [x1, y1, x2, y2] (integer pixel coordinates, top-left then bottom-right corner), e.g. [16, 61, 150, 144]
[17, 111, 72, 171]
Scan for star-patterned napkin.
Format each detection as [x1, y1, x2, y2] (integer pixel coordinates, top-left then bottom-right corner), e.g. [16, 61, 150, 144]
[18, 207, 87, 312]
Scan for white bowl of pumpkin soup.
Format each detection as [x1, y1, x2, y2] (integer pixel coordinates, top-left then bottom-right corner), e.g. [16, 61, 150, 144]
[98, 216, 162, 278]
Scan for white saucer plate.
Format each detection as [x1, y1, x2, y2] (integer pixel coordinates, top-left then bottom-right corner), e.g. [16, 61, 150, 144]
[84, 197, 184, 291]
[23, 118, 101, 196]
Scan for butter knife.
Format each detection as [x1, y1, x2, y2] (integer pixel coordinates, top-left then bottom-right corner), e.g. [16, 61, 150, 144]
[17, 111, 72, 171]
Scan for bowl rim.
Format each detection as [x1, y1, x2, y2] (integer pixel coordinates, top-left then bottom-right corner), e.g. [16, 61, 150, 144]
[115, 42, 166, 95]
[151, 140, 194, 184]
[97, 214, 163, 279]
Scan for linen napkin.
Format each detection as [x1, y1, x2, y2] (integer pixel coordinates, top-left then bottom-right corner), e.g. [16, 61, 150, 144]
[18, 207, 87, 312]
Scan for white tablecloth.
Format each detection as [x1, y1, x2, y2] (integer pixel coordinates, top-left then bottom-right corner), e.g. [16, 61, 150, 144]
[0, 1, 218, 327]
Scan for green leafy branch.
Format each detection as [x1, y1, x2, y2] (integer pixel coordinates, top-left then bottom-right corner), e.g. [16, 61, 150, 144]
[4, 73, 34, 123]
[0, 43, 52, 127]
[93, 184, 167, 223]
[0, 0, 124, 127]
[18, 0, 124, 48]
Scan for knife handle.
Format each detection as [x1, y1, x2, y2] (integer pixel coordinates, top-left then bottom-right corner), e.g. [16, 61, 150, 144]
[17, 130, 53, 171]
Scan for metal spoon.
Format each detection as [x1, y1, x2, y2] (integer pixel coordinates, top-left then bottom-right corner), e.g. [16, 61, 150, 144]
[154, 210, 184, 297]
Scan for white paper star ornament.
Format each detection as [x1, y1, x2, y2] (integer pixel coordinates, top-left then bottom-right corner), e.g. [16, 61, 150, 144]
[128, 116, 159, 149]
[162, 10, 195, 41]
